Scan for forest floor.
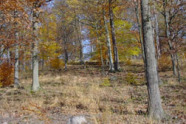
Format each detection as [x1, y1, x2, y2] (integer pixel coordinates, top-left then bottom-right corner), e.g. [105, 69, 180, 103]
[0, 61, 185, 124]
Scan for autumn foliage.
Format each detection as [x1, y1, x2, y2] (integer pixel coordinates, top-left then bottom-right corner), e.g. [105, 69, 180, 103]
[0, 62, 14, 87]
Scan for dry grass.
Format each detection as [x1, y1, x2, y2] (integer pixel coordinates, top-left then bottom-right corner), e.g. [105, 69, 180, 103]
[0, 63, 185, 124]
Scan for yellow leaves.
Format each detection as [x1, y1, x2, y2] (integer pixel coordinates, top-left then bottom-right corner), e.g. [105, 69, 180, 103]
[48, 57, 65, 70]
[39, 41, 61, 59]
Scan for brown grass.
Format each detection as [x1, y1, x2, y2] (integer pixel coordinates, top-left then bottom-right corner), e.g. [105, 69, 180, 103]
[0, 63, 185, 124]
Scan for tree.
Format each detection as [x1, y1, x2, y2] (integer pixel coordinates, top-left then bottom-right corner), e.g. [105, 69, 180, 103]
[31, 1, 40, 91]
[109, 0, 120, 71]
[141, 0, 164, 120]
[14, 10, 19, 87]
[103, 9, 115, 72]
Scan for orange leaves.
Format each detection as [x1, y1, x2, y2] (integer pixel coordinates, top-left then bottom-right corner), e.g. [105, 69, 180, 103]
[0, 62, 14, 87]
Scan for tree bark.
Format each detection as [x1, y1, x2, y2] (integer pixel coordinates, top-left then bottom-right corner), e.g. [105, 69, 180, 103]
[141, 0, 164, 120]
[134, 0, 145, 62]
[163, 0, 177, 76]
[109, 0, 120, 71]
[0, 45, 3, 64]
[175, 54, 181, 83]
[32, 1, 40, 91]
[103, 10, 115, 72]
[64, 37, 68, 71]
[14, 10, 19, 87]
[14, 38, 19, 87]
[154, 6, 161, 59]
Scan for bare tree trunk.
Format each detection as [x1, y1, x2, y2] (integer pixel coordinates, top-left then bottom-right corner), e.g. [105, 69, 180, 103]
[7, 48, 11, 64]
[175, 54, 181, 82]
[14, 10, 19, 87]
[32, 1, 40, 91]
[154, 6, 161, 59]
[141, 0, 165, 120]
[109, 0, 120, 71]
[135, 0, 145, 62]
[163, 0, 177, 76]
[0, 45, 3, 64]
[103, 10, 114, 72]
[64, 38, 68, 71]
[135, 1, 162, 85]
[14, 38, 19, 87]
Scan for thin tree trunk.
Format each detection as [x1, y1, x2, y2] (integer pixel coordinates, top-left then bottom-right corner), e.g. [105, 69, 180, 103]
[14, 37, 19, 87]
[154, 6, 161, 59]
[22, 52, 26, 72]
[163, 0, 177, 76]
[0, 45, 3, 64]
[135, 0, 145, 62]
[141, 0, 164, 120]
[32, 2, 40, 91]
[109, 0, 120, 71]
[64, 39, 68, 71]
[103, 10, 114, 72]
[7, 48, 11, 64]
[175, 54, 181, 82]
[14, 10, 19, 87]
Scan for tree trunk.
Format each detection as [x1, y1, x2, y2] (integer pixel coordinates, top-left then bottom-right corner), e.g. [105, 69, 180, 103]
[135, 1, 162, 85]
[0, 45, 3, 64]
[163, 0, 177, 76]
[141, 0, 164, 120]
[14, 39, 19, 87]
[7, 48, 11, 64]
[175, 54, 181, 83]
[64, 39, 68, 71]
[109, 0, 120, 71]
[32, 1, 40, 91]
[14, 10, 19, 87]
[103, 10, 115, 72]
[135, 0, 145, 62]
[154, 6, 161, 59]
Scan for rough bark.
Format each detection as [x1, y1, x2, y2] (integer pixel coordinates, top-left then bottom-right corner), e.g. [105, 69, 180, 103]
[32, 1, 40, 91]
[141, 0, 164, 120]
[109, 0, 120, 71]
[136, 1, 162, 85]
[103, 10, 115, 72]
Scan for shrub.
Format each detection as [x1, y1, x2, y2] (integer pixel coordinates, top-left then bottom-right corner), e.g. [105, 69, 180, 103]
[158, 55, 172, 71]
[48, 57, 64, 70]
[100, 78, 111, 87]
[126, 73, 137, 85]
[0, 62, 14, 87]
